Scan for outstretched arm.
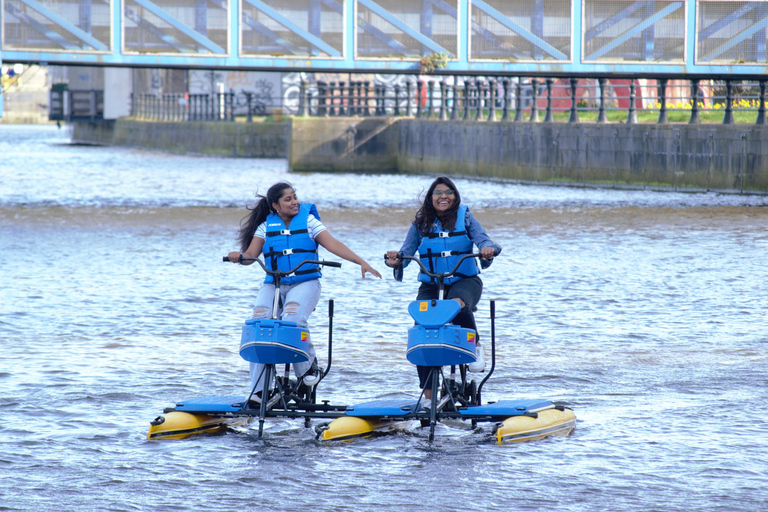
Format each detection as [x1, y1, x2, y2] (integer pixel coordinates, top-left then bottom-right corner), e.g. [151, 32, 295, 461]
[315, 231, 382, 279]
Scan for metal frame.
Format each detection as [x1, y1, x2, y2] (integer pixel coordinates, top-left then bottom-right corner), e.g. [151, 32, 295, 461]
[2, 0, 768, 76]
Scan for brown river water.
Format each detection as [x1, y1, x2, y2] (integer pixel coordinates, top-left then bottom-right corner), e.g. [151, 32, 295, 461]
[1, 125, 767, 511]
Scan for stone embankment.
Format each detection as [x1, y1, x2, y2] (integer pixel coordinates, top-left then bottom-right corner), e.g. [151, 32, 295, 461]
[72, 117, 768, 193]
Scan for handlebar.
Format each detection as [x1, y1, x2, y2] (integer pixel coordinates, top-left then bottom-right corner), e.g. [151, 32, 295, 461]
[223, 255, 341, 276]
[388, 250, 498, 279]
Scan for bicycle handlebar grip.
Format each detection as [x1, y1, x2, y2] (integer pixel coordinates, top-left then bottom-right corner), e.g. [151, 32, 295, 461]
[323, 261, 342, 268]
[222, 256, 229, 262]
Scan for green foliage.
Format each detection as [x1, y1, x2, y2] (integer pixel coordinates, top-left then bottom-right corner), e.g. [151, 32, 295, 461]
[419, 53, 449, 75]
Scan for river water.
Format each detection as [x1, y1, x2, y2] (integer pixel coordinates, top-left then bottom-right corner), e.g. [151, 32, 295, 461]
[1, 124, 767, 511]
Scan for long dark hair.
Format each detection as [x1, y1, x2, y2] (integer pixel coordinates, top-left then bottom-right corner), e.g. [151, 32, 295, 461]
[237, 182, 294, 252]
[413, 176, 462, 235]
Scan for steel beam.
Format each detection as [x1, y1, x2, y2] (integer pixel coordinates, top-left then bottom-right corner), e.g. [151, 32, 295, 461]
[131, 0, 225, 53]
[4, 2, 81, 50]
[358, 0, 450, 55]
[125, 6, 197, 53]
[472, 0, 567, 60]
[320, 0, 413, 57]
[585, 1, 653, 43]
[698, 3, 757, 41]
[585, 2, 683, 61]
[701, 12, 768, 62]
[18, 0, 108, 51]
[244, 0, 341, 57]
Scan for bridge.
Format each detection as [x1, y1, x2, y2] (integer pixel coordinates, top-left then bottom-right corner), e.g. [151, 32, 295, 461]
[2, 0, 768, 77]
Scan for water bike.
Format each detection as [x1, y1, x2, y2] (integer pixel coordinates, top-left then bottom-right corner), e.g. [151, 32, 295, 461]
[147, 256, 350, 440]
[316, 252, 576, 442]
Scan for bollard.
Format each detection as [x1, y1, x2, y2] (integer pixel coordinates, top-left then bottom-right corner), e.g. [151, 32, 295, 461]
[626, 79, 637, 125]
[514, 79, 523, 122]
[757, 80, 767, 125]
[487, 79, 497, 122]
[568, 77, 579, 123]
[657, 78, 668, 125]
[475, 81, 484, 121]
[530, 78, 540, 122]
[462, 80, 470, 121]
[597, 78, 608, 123]
[544, 78, 554, 122]
[722, 80, 734, 125]
[689, 79, 701, 124]
[501, 79, 510, 121]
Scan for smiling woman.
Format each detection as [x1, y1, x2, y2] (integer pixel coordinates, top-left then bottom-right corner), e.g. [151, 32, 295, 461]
[385, 176, 502, 404]
[226, 181, 381, 397]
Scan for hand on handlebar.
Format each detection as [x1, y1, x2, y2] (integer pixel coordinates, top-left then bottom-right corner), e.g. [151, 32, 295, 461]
[227, 251, 242, 263]
[384, 250, 402, 268]
[479, 246, 496, 260]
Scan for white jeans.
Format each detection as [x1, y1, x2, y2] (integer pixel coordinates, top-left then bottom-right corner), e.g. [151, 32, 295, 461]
[248, 279, 322, 391]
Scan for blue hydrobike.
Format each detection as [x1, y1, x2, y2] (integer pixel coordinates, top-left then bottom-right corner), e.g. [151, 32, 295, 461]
[316, 252, 576, 442]
[147, 256, 348, 440]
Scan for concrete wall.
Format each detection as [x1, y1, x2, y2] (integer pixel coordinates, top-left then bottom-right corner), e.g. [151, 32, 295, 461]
[71, 117, 768, 193]
[396, 121, 768, 193]
[72, 118, 290, 157]
[290, 117, 399, 173]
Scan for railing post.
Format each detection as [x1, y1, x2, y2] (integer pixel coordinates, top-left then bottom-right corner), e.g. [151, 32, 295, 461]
[405, 81, 412, 116]
[462, 80, 470, 121]
[487, 79, 497, 121]
[568, 77, 579, 123]
[544, 77, 554, 122]
[597, 78, 608, 123]
[299, 81, 307, 117]
[626, 79, 638, 125]
[416, 80, 424, 118]
[501, 78, 510, 121]
[757, 80, 767, 125]
[723, 79, 734, 125]
[474, 81, 484, 121]
[393, 85, 401, 116]
[689, 79, 701, 124]
[439, 81, 448, 120]
[514, 79, 523, 122]
[450, 84, 459, 120]
[426, 81, 434, 119]
[530, 78, 540, 122]
[657, 78, 668, 125]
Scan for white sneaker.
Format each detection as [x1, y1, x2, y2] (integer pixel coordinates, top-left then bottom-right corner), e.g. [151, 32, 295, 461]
[468, 344, 485, 372]
[420, 397, 432, 410]
[302, 358, 322, 387]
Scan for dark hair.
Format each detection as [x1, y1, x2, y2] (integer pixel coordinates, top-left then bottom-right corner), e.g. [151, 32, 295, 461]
[237, 182, 294, 252]
[413, 176, 462, 235]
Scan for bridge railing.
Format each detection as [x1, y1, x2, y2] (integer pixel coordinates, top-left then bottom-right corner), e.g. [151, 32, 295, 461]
[127, 75, 768, 126]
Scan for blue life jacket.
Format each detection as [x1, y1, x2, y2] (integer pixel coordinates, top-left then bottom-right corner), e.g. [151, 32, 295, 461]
[417, 204, 479, 285]
[262, 203, 321, 285]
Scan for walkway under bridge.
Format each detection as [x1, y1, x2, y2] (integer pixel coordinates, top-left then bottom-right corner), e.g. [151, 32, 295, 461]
[2, 0, 768, 77]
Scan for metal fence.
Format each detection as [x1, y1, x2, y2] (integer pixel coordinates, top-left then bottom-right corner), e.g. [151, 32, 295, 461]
[128, 75, 768, 125]
[49, 90, 104, 122]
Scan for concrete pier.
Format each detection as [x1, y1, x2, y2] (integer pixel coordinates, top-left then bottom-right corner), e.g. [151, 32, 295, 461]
[71, 117, 768, 193]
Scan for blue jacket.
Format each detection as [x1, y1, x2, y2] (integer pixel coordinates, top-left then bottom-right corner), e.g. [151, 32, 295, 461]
[417, 205, 479, 285]
[262, 203, 321, 285]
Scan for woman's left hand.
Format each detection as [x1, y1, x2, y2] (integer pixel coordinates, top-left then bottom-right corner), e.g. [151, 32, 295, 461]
[480, 246, 496, 260]
[360, 261, 383, 279]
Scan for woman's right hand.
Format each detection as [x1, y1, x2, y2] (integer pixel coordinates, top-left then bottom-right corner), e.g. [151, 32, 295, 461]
[385, 251, 401, 268]
[227, 251, 242, 263]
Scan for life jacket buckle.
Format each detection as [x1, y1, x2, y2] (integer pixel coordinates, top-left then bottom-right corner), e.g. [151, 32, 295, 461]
[438, 232, 450, 238]
[280, 229, 292, 236]
[440, 251, 453, 257]
[282, 249, 294, 255]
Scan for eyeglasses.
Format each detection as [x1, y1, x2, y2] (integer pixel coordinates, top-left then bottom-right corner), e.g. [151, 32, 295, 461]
[433, 189, 455, 197]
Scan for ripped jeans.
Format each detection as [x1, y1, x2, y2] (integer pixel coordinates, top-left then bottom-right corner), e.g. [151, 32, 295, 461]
[248, 278, 322, 391]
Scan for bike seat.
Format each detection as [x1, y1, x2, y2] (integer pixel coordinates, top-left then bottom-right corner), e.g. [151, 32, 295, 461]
[244, 318, 298, 328]
[408, 299, 460, 328]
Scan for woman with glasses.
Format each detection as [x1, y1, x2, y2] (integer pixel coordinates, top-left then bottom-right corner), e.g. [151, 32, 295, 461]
[384, 176, 501, 409]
